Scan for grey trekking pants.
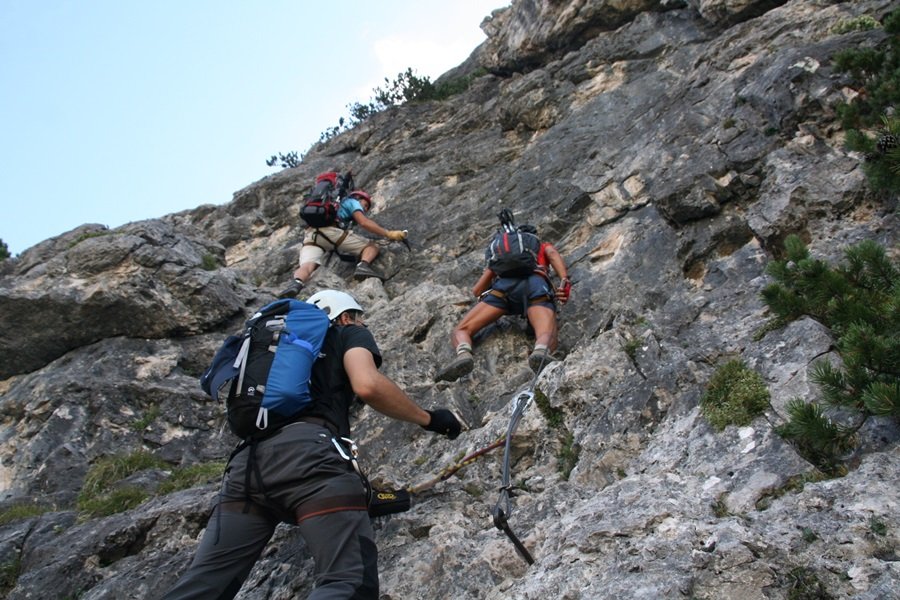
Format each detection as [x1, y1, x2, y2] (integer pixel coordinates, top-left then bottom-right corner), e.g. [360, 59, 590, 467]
[163, 422, 377, 600]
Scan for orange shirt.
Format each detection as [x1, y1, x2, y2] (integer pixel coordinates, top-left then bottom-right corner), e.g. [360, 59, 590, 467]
[537, 242, 551, 272]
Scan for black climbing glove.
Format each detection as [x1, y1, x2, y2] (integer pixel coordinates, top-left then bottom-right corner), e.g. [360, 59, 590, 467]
[423, 409, 462, 440]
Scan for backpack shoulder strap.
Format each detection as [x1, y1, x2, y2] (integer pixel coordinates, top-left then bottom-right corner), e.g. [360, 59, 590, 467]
[233, 334, 252, 396]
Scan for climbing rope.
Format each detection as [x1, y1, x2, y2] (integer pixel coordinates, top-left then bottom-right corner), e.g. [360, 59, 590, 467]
[407, 351, 549, 565]
[491, 387, 536, 565]
[406, 436, 506, 495]
[490, 349, 549, 566]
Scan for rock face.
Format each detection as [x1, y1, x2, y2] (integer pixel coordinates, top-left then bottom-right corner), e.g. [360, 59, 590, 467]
[1, 1, 897, 598]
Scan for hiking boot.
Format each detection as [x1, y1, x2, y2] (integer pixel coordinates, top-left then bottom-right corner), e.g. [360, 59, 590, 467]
[528, 348, 554, 373]
[435, 352, 474, 382]
[353, 262, 383, 281]
[277, 280, 304, 299]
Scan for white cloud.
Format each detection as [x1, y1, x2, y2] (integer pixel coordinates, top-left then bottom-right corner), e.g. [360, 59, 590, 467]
[352, 1, 501, 101]
[375, 36, 477, 80]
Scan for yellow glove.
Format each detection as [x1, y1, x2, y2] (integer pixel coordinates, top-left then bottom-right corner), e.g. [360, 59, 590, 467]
[386, 230, 408, 241]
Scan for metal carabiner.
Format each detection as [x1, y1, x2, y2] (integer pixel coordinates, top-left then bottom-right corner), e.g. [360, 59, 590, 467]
[331, 437, 351, 460]
[341, 437, 359, 458]
[510, 390, 534, 415]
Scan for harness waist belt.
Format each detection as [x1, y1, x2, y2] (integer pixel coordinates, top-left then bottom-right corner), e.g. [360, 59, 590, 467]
[294, 415, 339, 436]
[308, 228, 350, 249]
[488, 289, 553, 305]
[295, 494, 368, 523]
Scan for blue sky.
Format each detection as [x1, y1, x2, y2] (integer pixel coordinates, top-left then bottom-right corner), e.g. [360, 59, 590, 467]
[0, 1, 503, 255]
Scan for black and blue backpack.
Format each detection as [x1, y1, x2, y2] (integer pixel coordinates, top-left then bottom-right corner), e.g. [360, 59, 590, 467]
[200, 299, 330, 439]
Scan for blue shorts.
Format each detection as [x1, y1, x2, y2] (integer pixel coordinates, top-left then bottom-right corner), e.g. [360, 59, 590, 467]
[481, 274, 556, 314]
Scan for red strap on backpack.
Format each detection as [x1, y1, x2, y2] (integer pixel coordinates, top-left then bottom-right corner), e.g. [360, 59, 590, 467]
[315, 172, 338, 185]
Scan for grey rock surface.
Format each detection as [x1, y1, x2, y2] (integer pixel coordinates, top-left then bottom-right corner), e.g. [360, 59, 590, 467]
[0, 0, 897, 598]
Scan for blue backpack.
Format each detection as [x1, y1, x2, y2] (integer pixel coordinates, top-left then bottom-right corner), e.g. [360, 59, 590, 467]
[200, 299, 330, 439]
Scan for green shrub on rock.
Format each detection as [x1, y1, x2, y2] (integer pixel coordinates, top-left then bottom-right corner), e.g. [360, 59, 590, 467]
[762, 235, 899, 472]
[834, 9, 900, 192]
[700, 359, 770, 431]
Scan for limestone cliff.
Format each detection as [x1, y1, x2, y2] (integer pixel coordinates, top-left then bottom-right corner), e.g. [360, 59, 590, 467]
[0, 1, 897, 598]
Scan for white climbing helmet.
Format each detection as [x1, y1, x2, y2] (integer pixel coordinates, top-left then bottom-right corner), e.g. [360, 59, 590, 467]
[306, 289, 364, 320]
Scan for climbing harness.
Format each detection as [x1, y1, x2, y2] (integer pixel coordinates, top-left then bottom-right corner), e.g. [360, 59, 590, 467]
[310, 228, 358, 265]
[483, 285, 554, 313]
